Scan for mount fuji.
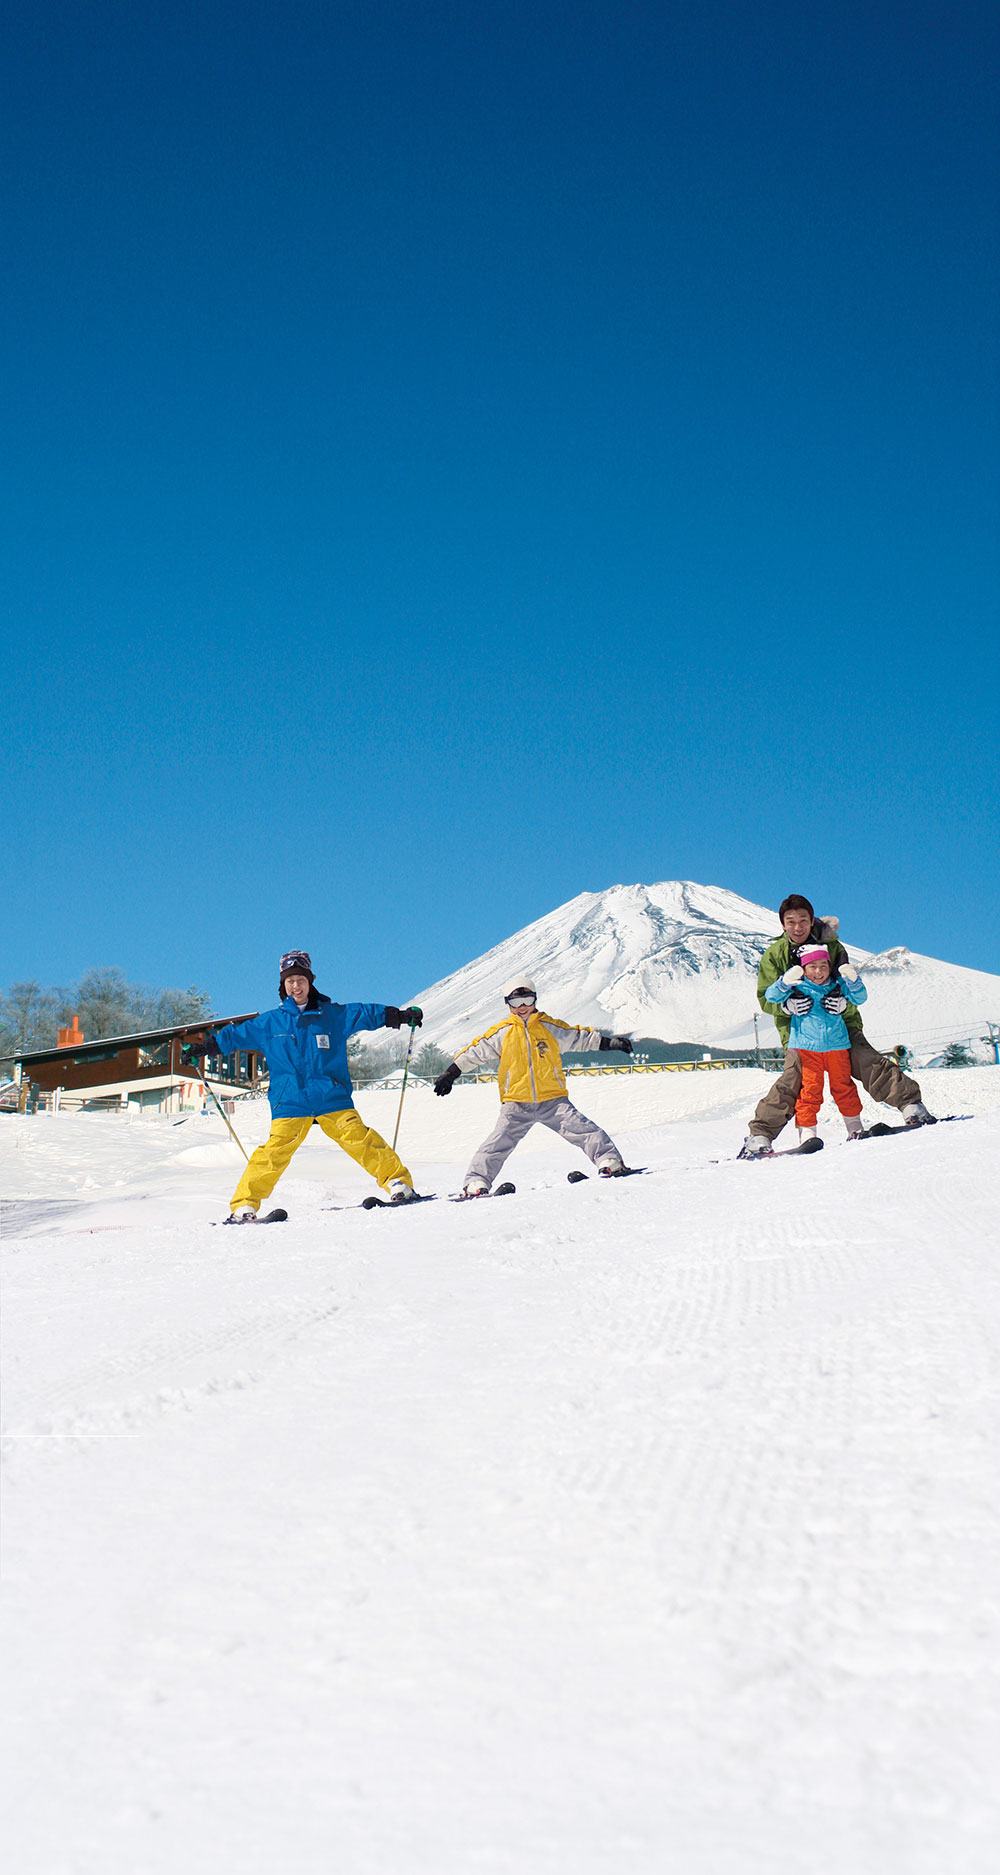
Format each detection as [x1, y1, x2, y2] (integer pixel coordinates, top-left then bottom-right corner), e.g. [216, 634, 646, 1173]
[410, 881, 1000, 1064]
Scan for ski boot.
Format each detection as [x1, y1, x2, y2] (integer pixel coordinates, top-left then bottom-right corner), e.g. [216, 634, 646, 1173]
[736, 1134, 774, 1160]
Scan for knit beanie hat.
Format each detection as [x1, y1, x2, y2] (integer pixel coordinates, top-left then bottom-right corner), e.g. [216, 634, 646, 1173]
[279, 950, 315, 996]
[799, 946, 829, 967]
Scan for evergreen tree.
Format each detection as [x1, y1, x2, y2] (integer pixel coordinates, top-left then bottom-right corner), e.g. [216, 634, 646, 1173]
[412, 1041, 455, 1082]
[346, 1034, 408, 1085]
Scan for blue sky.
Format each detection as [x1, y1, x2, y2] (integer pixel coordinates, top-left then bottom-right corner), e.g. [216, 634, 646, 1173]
[4, 0, 998, 1015]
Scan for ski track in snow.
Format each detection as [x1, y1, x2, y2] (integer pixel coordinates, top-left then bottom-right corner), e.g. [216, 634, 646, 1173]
[2, 1069, 1000, 1874]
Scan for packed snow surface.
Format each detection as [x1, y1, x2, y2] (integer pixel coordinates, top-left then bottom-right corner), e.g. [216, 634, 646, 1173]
[3, 1068, 1000, 1874]
[408, 880, 1000, 1060]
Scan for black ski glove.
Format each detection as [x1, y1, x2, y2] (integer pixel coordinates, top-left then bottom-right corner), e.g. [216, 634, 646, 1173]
[599, 1034, 634, 1054]
[181, 1032, 214, 1062]
[434, 1063, 461, 1096]
[783, 992, 812, 1015]
[821, 989, 848, 1014]
[385, 1005, 423, 1029]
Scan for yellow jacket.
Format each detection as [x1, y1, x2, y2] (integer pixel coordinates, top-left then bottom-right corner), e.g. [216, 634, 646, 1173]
[454, 1011, 604, 1104]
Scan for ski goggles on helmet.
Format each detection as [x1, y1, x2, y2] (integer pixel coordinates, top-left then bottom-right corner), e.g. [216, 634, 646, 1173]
[505, 987, 537, 1005]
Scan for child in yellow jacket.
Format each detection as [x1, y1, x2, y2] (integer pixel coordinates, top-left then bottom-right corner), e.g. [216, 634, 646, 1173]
[433, 978, 633, 1196]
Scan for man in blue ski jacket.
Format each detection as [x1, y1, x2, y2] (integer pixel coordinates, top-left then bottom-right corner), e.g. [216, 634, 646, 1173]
[184, 951, 422, 1221]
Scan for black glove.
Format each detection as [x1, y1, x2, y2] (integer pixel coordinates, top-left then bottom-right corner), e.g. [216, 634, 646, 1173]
[821, 989, 848, 1014]
[784, 993, 812, 1015]
[181, 1032, 214, 1062]
[434, 1063, 461, 1096]
[599, 1034, 634, 1054]
[385, 1005, 423, 1029]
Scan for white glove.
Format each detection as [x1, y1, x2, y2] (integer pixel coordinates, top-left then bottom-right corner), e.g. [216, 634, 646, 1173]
[783, 964, 804, 983]
[840, 964, 858, 981]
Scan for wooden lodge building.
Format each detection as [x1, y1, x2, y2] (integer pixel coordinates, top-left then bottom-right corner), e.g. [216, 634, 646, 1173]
[14, 1014, 265, 1114]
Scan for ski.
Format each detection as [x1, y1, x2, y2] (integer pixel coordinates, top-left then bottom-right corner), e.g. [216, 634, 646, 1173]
[567, 1167, 647, 1183]
[212, 1207, 288, 1226]
[729, 1138, 824, 1163]
[450, 1182, 516, 1203]
[360, 1191, 435, 1210]
[857, 1114, 972, 1140]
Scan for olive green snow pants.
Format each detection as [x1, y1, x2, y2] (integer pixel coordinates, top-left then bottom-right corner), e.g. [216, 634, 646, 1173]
[748, 1033, 921, 1143]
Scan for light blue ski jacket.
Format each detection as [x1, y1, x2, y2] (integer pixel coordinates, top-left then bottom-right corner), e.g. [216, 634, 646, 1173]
[764, 974, 867, 1052]
[211, 995, 388, 1118]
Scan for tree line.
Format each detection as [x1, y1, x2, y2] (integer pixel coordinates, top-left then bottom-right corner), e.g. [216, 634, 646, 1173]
[0, 969, 213, 1067]
[0, 971, 455, 1086]
[346, 1033, 454, 1086]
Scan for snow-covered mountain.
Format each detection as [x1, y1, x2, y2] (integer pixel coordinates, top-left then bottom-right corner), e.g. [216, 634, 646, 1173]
[410, 881, 1000, 1063]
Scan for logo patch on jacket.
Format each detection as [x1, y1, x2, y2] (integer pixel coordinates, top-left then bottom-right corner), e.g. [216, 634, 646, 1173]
[537, 1040, 549, 1054]
[316, 1034, 330, 1049]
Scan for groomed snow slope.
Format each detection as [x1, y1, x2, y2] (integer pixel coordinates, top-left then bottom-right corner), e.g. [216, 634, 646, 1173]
[3, 1069, 1000, 1874]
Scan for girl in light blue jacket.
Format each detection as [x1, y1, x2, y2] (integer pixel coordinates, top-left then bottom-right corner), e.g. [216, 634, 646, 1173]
[765, 946, 868, 1139]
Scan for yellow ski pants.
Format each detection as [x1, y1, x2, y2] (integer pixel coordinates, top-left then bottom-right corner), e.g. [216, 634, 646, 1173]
[229, 1109, 412, 1214]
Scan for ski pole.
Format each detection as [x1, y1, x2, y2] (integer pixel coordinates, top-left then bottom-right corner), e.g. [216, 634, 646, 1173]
[391, 1021, 418, 1153]
[183, 1048, 250, 1162]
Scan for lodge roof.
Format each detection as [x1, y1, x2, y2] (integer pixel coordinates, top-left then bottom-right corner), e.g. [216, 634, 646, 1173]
[15, 1013, 259, 1069]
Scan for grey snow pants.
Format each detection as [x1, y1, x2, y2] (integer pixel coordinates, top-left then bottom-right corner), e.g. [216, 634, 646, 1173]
[748, 1032, 922, 1142]
[465, 1097, 621, 1188]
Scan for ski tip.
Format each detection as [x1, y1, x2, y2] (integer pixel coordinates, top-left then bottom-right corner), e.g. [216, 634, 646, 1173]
[567, 1170, 588, 1183]
[799, 1137, 824, 1153]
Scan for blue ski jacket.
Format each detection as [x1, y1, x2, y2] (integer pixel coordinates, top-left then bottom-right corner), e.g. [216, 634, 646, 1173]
[764, 973, 867, 1052]
[211, 995, 389, 1118]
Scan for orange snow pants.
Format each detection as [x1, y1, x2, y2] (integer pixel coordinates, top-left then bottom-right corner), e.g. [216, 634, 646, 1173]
[795, 1050, 862, 1128]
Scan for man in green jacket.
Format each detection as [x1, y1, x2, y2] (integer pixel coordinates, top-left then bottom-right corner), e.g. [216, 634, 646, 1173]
[738, 894, 935, 1157]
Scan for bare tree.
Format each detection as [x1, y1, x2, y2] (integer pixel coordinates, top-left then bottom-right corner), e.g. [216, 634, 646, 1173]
[0, 982, 61, 1064]
[1, 970, 214, 1064]
[63, 968, 213, 1039]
